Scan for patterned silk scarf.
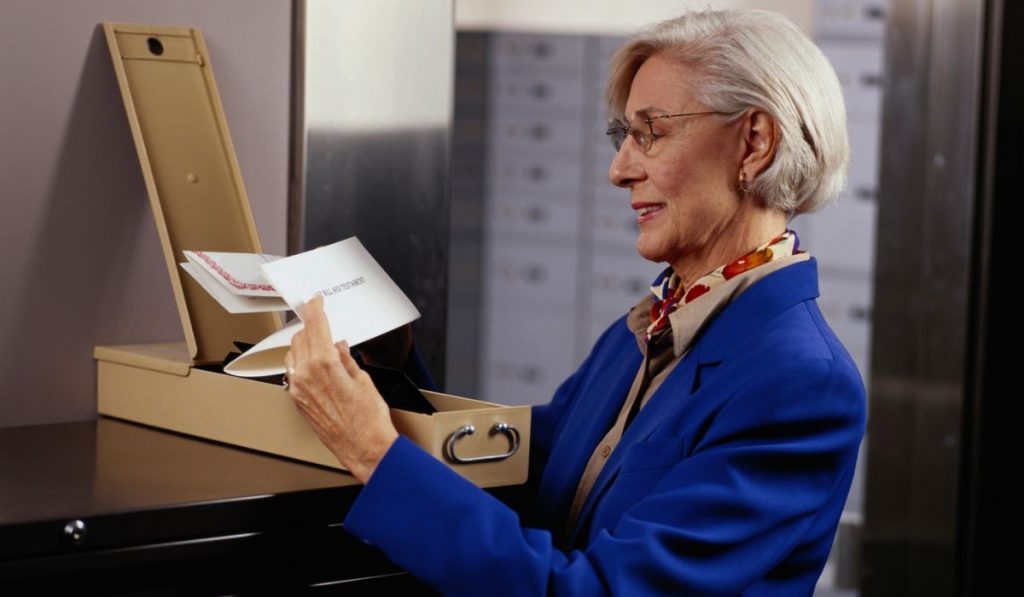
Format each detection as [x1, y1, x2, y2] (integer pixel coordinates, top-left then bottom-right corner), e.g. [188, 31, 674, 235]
[645, 229, 803, 343]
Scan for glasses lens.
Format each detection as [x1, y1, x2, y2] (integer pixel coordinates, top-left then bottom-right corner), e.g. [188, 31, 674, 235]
[632, 127, 649, 151]
[606, 119, 628, 151]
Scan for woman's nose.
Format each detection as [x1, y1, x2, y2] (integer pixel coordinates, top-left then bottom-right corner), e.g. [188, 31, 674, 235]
[608, 142, 644, 188]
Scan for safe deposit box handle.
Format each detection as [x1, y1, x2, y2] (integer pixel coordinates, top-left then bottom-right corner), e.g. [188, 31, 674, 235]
[444, 423, 520, 464]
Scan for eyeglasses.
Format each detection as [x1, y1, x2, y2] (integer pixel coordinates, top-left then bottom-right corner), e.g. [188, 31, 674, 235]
[606, 111, 727, 153]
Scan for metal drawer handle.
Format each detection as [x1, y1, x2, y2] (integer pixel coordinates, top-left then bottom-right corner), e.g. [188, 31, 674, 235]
[444, 422, 520, 464]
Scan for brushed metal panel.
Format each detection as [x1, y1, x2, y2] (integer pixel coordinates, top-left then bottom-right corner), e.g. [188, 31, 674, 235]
[292, 0, 454, 382]
[864, 0, 984, 594]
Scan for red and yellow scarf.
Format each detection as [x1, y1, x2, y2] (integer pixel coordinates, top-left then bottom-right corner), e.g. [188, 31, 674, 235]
[645, 229, 803, 343]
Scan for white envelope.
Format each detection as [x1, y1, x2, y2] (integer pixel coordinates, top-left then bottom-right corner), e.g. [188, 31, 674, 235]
[223, 238, 421, 377]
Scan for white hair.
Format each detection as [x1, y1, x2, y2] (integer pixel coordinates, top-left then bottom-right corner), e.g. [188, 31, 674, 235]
[607, 9, 849, 214]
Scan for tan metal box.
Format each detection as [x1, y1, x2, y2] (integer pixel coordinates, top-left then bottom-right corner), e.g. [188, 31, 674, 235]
[94, 22, 528, 487]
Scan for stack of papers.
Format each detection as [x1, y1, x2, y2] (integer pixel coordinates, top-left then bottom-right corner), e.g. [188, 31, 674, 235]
[180, 237, 420, 377]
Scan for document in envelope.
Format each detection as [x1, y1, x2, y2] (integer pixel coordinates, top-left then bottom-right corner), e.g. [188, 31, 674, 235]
[218, 238, 420, 377]
[180, 251, 290, 313]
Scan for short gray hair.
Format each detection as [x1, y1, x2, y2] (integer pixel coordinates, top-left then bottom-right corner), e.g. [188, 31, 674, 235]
[607, 10, 849, 214]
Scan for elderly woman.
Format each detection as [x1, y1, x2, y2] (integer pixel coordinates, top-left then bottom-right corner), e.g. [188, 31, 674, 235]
[286, 9, 866, 595]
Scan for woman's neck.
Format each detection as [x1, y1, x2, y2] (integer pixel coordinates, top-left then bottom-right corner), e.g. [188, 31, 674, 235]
[670, 203, 789, 288]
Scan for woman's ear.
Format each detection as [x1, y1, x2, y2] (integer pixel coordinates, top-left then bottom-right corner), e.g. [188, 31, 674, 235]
[738, 107, 780, 180]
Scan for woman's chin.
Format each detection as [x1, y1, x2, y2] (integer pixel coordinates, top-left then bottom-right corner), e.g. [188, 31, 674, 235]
[635, 239, 670, 265]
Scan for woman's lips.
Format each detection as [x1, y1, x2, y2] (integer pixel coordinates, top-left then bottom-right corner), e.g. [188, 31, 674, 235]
[633, 203, 665, 224]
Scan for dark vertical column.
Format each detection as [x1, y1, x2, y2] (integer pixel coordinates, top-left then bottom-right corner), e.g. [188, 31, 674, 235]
[959, 1, 1020, 594]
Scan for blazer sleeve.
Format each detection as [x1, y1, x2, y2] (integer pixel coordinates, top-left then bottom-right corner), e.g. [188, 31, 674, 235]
[344, 355, 865, 596]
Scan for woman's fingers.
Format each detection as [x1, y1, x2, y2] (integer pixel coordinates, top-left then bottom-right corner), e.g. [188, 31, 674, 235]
[295, 293, 322, 322]
[297, 295, 361, 388]
[279, 296, 399, 480]
[297, 295, 334, 353]
[336, 341, 364, 378]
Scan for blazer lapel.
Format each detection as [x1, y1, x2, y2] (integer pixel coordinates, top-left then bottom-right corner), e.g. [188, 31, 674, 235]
[565, 351, 702, 546]
[565, 258, 822, 545]
[536, 337, 643, 533]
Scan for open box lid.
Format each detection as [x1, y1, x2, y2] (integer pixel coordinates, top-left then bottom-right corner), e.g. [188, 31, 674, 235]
[103, 22, 281, 365]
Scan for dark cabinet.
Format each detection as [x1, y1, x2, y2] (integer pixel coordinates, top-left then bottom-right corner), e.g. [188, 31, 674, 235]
[0, 419, 436, 594]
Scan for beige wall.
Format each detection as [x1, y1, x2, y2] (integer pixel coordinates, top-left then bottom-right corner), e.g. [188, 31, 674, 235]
[0, 1, 291, 427]
[455, 0, 814, 34]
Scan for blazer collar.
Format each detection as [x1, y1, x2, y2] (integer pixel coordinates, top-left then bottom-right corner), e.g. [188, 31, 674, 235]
[695, 256, 820, 364]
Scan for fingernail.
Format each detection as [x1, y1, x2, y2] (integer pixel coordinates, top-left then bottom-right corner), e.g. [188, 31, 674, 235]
[298, 295, 319, 319]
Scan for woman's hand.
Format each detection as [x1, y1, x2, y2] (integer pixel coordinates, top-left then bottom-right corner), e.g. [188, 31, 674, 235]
[284, 295, 399, 483]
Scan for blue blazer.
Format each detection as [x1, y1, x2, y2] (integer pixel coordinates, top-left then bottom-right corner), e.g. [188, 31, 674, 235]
[345, 258, 867, 596]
